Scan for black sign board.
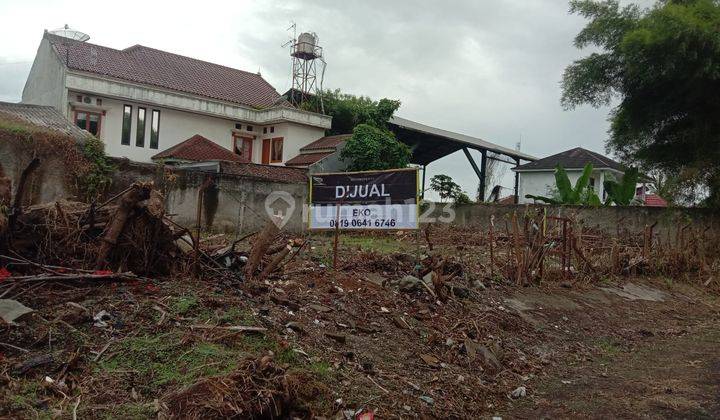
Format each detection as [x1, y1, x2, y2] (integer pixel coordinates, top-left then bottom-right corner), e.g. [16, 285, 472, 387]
[308, 168, 419, 230]
[310, 169, 417, 205]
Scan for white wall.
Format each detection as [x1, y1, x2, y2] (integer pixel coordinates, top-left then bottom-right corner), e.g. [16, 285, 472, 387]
[64, 73, 331, 129]
[76, 94, 236, 162]
[518, 169, 609, 204]
[69, 93, 325, 165]
[21, 38, 68, 113]
[242, 122, 325, 165]
[280, 123, 326, 166]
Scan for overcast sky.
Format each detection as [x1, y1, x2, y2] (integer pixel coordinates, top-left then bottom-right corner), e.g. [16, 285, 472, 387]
[0, 0, 653, 199]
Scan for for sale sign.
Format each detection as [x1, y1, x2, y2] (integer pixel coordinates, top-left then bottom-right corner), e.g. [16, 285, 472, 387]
[308, 168, 419, 230]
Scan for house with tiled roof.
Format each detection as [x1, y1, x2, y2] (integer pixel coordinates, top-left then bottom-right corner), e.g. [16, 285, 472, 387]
[285, 134, 352, 172]
[513, 147, 627, 204]
[21, 28, 331, 166]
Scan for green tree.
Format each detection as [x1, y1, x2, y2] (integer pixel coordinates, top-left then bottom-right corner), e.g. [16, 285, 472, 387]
[340, 124, 411, 171]
[303, 89, 401, 135]
[526, 164, 602, 206]
[430, 174, 462, 203]
[562, 0, 720, 207]
[309, 89, 410, 171]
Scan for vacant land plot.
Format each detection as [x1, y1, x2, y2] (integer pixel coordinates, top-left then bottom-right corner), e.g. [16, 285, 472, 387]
[1, 223, 719, 418]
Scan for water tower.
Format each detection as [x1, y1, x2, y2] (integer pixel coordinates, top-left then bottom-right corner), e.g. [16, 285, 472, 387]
[288, 29, 325, 112]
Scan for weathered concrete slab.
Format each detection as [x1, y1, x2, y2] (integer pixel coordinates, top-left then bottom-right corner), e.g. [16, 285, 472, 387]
[600, 283, 667, 302]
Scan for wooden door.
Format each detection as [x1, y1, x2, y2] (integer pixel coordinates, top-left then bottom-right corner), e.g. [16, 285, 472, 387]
[261, 139, 270, 164]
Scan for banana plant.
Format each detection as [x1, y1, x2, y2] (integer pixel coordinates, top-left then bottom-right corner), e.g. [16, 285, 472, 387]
[525, 163, 601, 206]
[603, 167, 639, 206]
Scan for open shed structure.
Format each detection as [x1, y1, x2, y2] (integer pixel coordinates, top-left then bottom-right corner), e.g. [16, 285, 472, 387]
[389, 116, 536, 202]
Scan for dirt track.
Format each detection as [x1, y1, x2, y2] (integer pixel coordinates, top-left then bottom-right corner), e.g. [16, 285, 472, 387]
[511, 322, 720, 419]
[503, 282, 720, 420]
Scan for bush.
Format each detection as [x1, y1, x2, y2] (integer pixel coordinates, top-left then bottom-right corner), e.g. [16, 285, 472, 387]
[340, 124, 411, 171]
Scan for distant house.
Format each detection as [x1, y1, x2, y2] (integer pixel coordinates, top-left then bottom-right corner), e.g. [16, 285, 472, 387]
[285, 134, 352, 172]
[21, 29, 331, 165]
[513, 147, 626, 204]
[636, 185, 668, 207]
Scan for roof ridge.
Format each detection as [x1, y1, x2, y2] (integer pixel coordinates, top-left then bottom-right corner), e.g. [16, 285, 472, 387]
[514, 147, 624, 172]
[46, 33, 265, 80]
[43, 32, 282, 108]
[0, 101, 56, 109]
[152, 134, 248, 163]
[581, 148, 621, 168]
[45, 32, 116, 53]
[122, 44, 267, 79]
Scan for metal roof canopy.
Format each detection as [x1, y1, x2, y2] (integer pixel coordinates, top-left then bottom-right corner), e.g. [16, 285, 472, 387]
[389, 116, 536, 202]
[389, 116, 536, 166]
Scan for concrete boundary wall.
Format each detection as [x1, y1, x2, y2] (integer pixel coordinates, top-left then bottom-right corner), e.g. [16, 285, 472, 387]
[430, 203, 719, 240]
[164, 170, 307, 235]
[107, 164, 718, 237]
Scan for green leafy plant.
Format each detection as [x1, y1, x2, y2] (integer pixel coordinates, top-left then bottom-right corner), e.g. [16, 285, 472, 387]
[340, 124, 411, 171]
[78, 137, 115, 201]
[526, 163, 601, 206]
[604, 167, 639, 205]
[454, 191, 473, 205]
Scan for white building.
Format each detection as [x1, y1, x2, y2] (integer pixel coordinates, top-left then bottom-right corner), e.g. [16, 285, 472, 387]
[513, 147, 626, 204]
[21, 30, 330, 165]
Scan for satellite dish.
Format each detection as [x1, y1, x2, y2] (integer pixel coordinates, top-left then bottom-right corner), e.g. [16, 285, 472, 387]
[49, 24, 90, 42]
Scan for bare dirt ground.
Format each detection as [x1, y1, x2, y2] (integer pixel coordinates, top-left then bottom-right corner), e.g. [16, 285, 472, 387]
[504, 282, 720, 419]
[1, 229, 719, 419]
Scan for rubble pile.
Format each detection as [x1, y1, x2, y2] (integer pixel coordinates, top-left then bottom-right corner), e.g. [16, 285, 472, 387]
[162, 356, 314, 419]
[1, 183, 180, 276]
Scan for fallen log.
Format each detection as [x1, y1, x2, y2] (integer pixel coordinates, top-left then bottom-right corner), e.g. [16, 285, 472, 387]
[6, 183, 179, 275]
[244, 216, 282, 280]
[95, 184, 151, 270]
[4, 272, 143, 283]
[8, 158, 40, 232]
[257, 243, 292, 280]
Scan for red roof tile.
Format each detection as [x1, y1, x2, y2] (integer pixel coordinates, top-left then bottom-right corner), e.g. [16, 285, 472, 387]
[497, 195, 517, 205]
[219, 161, 307, 184]
[299, 134, 352, 151]
[152, 134, 248, 163]
[46, 33, 283, 109]
[285, 152, 333, 166]
[643, 194, 668, 207]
